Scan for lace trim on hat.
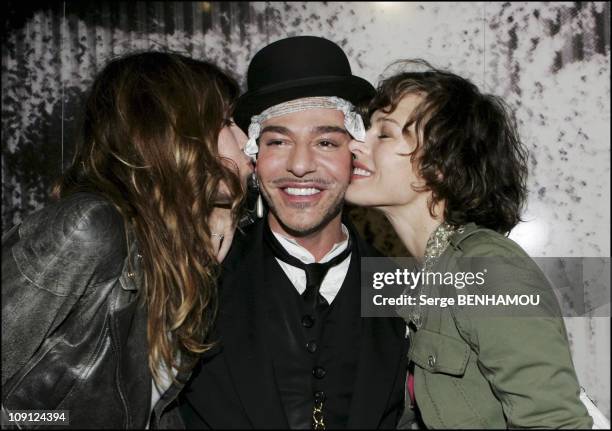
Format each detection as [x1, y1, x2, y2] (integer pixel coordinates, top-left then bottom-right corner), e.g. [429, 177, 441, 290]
[243, 96, 366, 159]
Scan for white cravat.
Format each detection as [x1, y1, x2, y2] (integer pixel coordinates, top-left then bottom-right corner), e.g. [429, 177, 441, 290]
[271, 224, 351, 304]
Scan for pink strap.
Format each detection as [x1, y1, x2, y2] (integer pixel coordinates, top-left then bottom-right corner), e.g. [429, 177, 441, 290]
[407, 371, 415, 407]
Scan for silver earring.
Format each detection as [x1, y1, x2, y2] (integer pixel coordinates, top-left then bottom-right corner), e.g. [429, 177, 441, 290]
[256, 194, 264, 218]
[252, 172, 264, 218]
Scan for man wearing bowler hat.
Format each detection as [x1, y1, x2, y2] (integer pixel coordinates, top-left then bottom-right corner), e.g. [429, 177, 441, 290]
[178, 36, 407, 429]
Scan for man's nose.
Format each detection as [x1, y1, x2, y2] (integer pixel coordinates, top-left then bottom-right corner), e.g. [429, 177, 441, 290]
[286, 143, 316, 177]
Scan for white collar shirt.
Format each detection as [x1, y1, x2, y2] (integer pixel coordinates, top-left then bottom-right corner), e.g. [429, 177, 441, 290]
[271, 224, 351, 304]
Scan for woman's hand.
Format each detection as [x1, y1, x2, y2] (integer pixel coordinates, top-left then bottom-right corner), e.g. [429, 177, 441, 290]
[208, 206, 236, 262]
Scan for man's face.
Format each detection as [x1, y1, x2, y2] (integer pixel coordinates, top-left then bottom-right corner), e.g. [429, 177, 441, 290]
[256, 108, 352, 236]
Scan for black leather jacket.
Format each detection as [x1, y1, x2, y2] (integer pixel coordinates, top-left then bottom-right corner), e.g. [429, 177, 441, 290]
[1, 192, 185, 429]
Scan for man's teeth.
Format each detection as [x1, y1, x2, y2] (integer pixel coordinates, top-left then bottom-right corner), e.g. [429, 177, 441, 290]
[353, 168, 372, 177]
[284, 187, 321, 196]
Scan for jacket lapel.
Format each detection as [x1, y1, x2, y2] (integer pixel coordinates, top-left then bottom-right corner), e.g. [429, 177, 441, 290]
[346, 233, 408, 428]
[218, 221, 289, 428]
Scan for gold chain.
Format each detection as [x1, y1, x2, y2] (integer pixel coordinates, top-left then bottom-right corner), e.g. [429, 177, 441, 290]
[312, 397, 325, 430]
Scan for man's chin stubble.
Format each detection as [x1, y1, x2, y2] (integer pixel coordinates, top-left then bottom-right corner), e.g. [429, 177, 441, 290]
[262, 189, 345, 238]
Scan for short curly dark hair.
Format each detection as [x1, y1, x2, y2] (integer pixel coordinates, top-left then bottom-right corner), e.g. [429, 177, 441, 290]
[369, 59, 529, 234]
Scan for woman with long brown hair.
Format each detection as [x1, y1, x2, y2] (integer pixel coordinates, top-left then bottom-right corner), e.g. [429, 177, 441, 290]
[1, 51, 253, 428]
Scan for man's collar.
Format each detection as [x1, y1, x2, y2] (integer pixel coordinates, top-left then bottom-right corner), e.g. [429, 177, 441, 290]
[271, 224, 350, 264]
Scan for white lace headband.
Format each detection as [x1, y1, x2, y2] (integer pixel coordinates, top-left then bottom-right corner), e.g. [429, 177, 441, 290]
[243, 96, 366, 159]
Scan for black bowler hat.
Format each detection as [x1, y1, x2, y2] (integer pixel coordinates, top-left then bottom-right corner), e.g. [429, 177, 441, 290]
[234, 36, 375, 132]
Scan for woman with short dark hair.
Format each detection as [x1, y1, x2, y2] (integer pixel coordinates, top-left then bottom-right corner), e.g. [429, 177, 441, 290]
[1, 51, 253, 428]
[347, 60, 592, 428]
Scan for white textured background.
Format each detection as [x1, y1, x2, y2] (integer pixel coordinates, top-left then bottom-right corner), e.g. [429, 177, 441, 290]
[2, 1, 610, 417]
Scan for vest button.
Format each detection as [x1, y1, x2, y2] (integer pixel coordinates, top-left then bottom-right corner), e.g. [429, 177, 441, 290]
[312, 366, 326, 379]
[314, 391, 325, 401]
[302, 315, 314, 328]
[306, 341, 318, 353]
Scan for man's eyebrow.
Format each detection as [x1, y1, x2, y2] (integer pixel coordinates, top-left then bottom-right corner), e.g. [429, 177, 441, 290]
[260, 125, 349, 136]
[260, 125, 291, 135]
[311, 125, 349, 135]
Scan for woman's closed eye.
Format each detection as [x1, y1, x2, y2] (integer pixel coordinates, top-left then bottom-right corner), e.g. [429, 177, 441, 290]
[377, 128, 394, 140]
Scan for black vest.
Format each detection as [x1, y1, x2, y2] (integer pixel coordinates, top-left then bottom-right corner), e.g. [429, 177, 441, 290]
[262, 237, 361, 429]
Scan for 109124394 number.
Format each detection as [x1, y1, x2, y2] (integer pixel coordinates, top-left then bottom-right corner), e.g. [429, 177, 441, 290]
[2, 410, 69, 426]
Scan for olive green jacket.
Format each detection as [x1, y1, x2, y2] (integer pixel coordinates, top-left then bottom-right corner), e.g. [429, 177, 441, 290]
[398, 223, 592, 429]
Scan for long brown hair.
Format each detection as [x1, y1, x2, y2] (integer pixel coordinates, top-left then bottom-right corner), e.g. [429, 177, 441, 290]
[52, 51, 244, 383]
